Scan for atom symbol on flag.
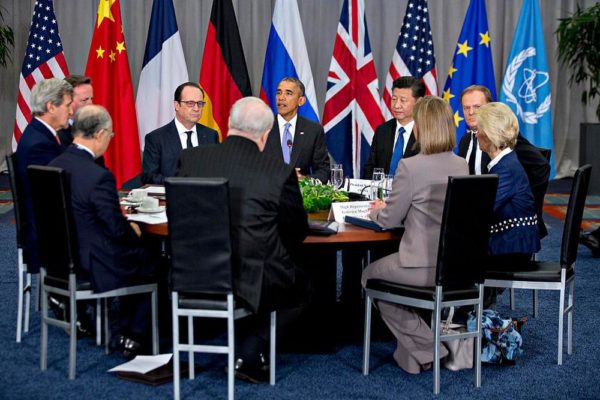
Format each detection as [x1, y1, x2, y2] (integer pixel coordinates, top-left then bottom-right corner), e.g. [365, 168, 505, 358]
[518, 68, 549, 104]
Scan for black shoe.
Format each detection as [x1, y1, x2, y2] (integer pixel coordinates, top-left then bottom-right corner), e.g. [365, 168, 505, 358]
[110, 335, 143, 359]
[580, 231, 600, 257]
[233, 354, 269, 384]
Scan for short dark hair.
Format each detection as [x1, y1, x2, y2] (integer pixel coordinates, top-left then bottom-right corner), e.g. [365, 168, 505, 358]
[279, 77, 305, 97]
[391, 77, 426, 99]
[460, 85, 493, 104]
[174, 82, 204, 101]
[64, 75, 92, 88]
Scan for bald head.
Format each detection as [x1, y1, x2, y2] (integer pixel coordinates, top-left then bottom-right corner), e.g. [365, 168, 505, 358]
[228, 97, 274, 141]
[72, 105, 112, 139]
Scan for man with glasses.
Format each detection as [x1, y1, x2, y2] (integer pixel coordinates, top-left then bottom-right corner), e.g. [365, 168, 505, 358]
[141, 82, 218, 184]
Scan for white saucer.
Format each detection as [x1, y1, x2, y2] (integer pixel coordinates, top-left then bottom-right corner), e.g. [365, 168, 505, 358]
[136, 206, 165, 214]
[122, 199, 143, 206]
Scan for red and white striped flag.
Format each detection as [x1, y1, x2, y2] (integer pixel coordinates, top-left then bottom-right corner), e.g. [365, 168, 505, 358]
[382, 0, 437, 119]
[13, 0, 69, 150]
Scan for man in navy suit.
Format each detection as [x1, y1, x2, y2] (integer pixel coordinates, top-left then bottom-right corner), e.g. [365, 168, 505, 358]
[362, 77, 423, 179]
[57, 75, 94, 146]
[16, 78, 73, 273]
[50, 105, 156, 357]
[141, 82, 219, 184]
[264, 77, 330, 183]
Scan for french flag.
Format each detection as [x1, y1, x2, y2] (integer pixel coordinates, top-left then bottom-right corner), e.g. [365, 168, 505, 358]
[260, 0, 319, 122]
[136, 0, 188, 150]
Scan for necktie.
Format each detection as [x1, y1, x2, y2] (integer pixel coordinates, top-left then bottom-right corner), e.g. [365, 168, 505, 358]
[185, 131, 193, 149]
[281, 122, 292, 164]
[389, 127, 405, 176]
[468, 131, 477, 175]
[55, 134, 61, 145]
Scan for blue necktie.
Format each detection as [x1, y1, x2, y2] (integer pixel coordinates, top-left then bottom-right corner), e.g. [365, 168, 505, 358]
[281, 122, 292, 164]
[389, 127, 405, 176]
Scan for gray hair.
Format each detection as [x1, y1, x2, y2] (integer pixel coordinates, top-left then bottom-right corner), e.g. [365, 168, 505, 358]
[229, 97, 274, 138]
[30, 78, 73, 116]
[72, 105, 112, 139]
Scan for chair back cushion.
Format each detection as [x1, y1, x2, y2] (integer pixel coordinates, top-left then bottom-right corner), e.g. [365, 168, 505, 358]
[435, 175, 498, 286]
[561, 164, 592, 266]
[166, 177, 233, 295]
[26, 165, 78, 279]
[6, 154, 26, 248]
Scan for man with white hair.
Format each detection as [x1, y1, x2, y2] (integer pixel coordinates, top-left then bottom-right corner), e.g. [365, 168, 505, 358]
[16, 78, 73, 274]
[178, 96, 309, 383]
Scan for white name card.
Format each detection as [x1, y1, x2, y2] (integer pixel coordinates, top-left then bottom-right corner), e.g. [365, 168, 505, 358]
[346, 178, 372, 195]
[329, 200, 372, 223]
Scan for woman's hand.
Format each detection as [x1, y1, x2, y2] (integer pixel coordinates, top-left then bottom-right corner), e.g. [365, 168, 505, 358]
[369, 198, 386, 212]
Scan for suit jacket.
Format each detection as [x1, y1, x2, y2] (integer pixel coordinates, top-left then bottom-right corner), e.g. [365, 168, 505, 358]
[489, 151, 541, 256]
[50, 146, 148, 292]
[178, 136, 309, 313]
[370, 152, 468, 270]
[141, 120, 218, 184]
[58, 125, 106, 168]
[363, 118, 419, 179]
[459, 132, 550, 237]
[15, 118, 65, 273]
[264, 115, 330, 184]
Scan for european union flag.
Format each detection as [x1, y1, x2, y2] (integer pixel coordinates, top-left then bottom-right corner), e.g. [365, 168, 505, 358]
[500, 0, 554, 177]
[441, 0, 496, 148]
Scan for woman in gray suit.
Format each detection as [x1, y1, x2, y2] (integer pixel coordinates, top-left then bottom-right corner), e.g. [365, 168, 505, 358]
[361, 96, 468, 374]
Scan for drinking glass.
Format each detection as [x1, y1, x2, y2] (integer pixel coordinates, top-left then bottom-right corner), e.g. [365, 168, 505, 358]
[380, 174, 393, 200]
[371, 168, 385, 200]
[330, 164, 344, 190]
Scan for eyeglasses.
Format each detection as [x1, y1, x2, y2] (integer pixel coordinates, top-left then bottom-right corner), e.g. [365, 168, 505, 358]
[179, 100, 206, 108]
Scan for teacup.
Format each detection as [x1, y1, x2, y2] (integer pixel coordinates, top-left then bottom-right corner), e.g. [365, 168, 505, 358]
[128, 188, 147, 202]
[141, 197, 159, 209]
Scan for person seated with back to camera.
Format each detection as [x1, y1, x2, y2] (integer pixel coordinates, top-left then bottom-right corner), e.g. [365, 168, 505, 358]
[474, 102, 541, 306]
[361, 96, 468, 374]
[50, 104, 159, 358]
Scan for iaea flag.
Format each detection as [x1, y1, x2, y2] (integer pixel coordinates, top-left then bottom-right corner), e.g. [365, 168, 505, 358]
[136, 0, 189, 150]
[500, 0, 554, 177]
[260, 0, 319, 122]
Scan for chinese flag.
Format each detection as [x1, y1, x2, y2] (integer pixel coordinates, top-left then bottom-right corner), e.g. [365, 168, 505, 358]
[199, 0, 251, 140]
[85, 0, 141, 188]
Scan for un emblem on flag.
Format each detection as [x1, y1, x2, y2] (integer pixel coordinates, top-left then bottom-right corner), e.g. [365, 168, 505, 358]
[502, 47, 551, 125]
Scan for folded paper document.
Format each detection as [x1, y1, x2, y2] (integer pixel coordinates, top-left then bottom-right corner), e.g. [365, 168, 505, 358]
[344, 215, 386, 231]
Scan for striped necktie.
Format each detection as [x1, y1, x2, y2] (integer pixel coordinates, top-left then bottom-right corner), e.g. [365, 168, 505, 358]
[389, 126, 405, 176]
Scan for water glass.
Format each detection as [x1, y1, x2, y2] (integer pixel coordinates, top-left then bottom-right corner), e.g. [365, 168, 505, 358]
[380, 174, 393, 200]
[330, 164, 344, 190]
[371, 168, 385, 200]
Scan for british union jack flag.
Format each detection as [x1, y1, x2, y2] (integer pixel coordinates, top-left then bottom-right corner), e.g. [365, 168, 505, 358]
[323, 0, 384, 179]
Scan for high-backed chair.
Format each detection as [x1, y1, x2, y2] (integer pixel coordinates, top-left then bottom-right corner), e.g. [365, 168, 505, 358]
[6, 153, 35, 343]
[363, 175, 498, 395]
[485, 164, 592, 365]
[165, 177, 276, 400]
[27, 165, 159, 379]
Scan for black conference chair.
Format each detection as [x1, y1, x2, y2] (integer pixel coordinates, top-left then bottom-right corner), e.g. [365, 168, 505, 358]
[362, 175, 498, 395]
[6, 153, 36, 343]
[166, 177, 276, 400]
[485, 164, 592, 365]
[27, 165, 159, 379]
[509, 147, 553, 314]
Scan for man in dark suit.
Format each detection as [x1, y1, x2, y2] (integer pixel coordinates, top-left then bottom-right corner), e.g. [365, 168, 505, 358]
[178, 97, 309, 383]
[16, 78, 73, 273]
[141, 82, 218, 184]
[50, 105, 156, 358]
[57, 75, 93, 146]
[458, 85, 550, 238]
[264, 77, 330, 183]
[362, 77, 424, 179]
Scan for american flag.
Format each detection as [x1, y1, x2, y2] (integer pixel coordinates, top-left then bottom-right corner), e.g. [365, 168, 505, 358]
[382, 0, 437, 120]
[323, 0, 384, 179]
[12, 0, 69, 150]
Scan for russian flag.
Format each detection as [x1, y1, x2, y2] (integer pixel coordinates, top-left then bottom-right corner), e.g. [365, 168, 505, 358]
[260, 0, 319, 122]
[136, 0, 189, 150]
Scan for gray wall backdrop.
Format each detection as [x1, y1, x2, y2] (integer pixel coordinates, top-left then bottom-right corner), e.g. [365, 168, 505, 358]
[0, 0, 598, 178]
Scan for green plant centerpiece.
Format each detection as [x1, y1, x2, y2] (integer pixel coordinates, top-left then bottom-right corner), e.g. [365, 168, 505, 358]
[556, 3, 600, 119]
[298, 177, 349, 213]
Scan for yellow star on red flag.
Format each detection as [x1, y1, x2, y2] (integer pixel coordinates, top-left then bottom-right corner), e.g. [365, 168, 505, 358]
[97, 0, 116, 27]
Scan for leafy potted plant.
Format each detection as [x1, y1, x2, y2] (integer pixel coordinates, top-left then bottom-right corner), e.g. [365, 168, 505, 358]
[0, 5, 14, 68]
[556, 3, 600, 192]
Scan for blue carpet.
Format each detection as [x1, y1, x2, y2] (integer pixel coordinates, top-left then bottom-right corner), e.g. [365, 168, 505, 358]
[0, 214, 599, 399]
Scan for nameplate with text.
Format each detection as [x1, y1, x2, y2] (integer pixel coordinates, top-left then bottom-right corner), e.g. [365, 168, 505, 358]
[346, 178, 372, 195]
[329, 201, 371, 223]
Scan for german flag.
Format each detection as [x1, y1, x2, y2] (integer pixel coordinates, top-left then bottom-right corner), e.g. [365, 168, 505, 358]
[199, 0, 252, 141]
